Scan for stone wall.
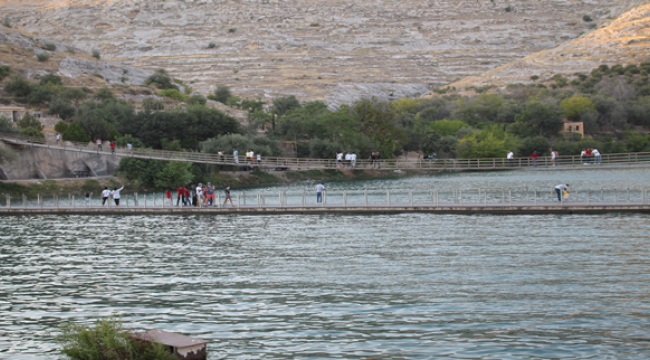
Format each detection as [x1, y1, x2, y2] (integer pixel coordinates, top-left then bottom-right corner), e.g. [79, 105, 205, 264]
[0, 145, 120, 180]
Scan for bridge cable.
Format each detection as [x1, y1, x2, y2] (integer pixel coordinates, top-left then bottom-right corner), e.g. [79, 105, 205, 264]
[360, 292, 650, 360]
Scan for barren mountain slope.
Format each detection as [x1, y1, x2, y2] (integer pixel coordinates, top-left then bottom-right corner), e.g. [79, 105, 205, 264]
[0, 0, 645, 106]
[448, 3, 650, 90]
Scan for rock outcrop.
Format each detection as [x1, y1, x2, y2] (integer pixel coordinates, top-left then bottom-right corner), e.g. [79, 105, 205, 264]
[1, 0, 645, 106]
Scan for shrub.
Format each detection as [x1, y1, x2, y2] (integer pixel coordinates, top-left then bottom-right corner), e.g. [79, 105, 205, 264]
[214, 84, 232, 103]
[583, 15, 592, 22]
[36, 52, 50, 62]
[115, 134, 145, 148]
[62, 122, 91, 143]
[61, 87, 88, 106]
[27, 85, 54, 108]
[41, 43, 56, 51]
[310, 22, 320, 27]
[208, 42, 216, 48]
[19, 126, 44, 139]
[519, 136, 550, 156]
[0, 115, 17, 134]
[428, 119, 470, 136]
[94, 87, 114, 101]
[54, 121, 68, 134]
[560, 94, 595, 120]
[611, 64, 625, 75]
[0, 65, 10, 81]
[2, 18, 10, 28]
[143, 98, 165, 111]
[56, 316, 174, 360]
[159, 89, 186, 101]
[228, 27, 237, 33]
[39, 73, 62, 86]
[91, 49, 100, 60]
[530, 75, 539, 81]
[187, 94, 207, 106]
[145, 72, 178, 90]
[505, 6, 513, 12]
[0, 143, 18, 164]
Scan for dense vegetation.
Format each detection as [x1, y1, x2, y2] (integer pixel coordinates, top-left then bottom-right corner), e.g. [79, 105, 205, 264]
[2, 62, 650, 189]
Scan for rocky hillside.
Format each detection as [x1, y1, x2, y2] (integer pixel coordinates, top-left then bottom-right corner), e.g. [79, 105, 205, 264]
[447, 3, 650, 90]
[1, 0, 645, 107]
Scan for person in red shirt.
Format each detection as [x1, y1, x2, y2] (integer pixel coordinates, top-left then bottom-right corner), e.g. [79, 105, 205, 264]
[183, 188, 191, 206]
[177, 186, 185, 206]
[110, 141, 116, 155]
[529, 151, 539, 167]
[585, 148, 592, 164]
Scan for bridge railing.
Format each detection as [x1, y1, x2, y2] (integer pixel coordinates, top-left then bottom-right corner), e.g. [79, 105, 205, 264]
[2, 131, 650, 171]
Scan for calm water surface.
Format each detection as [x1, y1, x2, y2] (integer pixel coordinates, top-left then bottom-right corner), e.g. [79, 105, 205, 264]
[1, 168, 650, 359]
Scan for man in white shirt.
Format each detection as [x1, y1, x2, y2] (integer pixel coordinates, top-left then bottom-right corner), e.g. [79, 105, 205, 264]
[351, 152, 357, 168]
[592, 148, 601, 164]
[111, 185, 125, 206]
[506, 150, 514, 166]
[127, 142, 133, 154]
[249, 149, 255, 166]
[196, 183, 203, 206]
[233, 148, 239, 164]
[315, 182, 325, 203]
[345, 152, 352, 168]
[56, 133, 61, 143]
[101, 187, 111, 206]
[336, 152, 343, 168]
[554, 184, 569, 202]
[96, 139, 102, 151]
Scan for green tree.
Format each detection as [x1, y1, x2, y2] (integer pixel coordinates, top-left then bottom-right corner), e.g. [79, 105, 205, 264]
[427, 119, 470, 136]
[62, 122, 91, 142]
[116, 158, 168, 187]
[0, 65, 10, 82]
[91, 49, 101, 61]
[226, 96, 241, 108]
[518, 136, 550, 156]
[560, 94, 595, 120]
[155, 161, 194, 188]
[158, 88, 186, 101]
[54, 121, 68, 134]
[161, 138, 183, 151]
[94, 87, 114, 101]
[61, 87, 88, 106]
[0, 115, 17, 134]
[4, 75, 31, 97]
[115, 134, 145, 148]
[48, 97, 77, 120]
[456, 124, 520, 158]
[17, 112, 43, 131]
[27, 85, 54, 109]
[623, 130, 650, 152]
[514, 102, 563, 136]
[272, 95, 301, 116]
[351, 97, 407, 156]
[143, 98, 164, 111]
[214, 84, 232, 103]
[19, 126, 44, 139]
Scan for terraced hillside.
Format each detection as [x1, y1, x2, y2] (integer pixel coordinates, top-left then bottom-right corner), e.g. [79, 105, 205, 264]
[0, 0, 646, 106]
[449, 3, 650, 90]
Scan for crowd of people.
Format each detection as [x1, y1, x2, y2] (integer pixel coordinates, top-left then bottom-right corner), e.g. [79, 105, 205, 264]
[174, 182, 236, 207]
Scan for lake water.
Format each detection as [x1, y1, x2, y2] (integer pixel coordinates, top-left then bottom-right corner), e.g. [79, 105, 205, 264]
[1, 167, 650, 359]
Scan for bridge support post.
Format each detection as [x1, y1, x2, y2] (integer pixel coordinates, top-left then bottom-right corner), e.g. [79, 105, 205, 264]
[22, 194, 25, 209]
[344, 190, 347, 207]
[614, 191, 617, 205]
[387, 190, 391, 207]
[509, 190, 512, 205]
[365, 190, 368, 207]
[587, 189, 590, 205]
[409, 190, 413, 206]
[162, 193, 165, 209]
[73, 196, 75, 209]
[237, 194, 240, 208]
[459, 190, 462, 206]
[279, 192, 282, 208]
[502, 190, 505, 203]
[302, 191, 305, 207]
[485, 191, 488, 206]
[6, 195, 10, 209]
[144, 195, 147, 209]
[436, 190, 439, 207]
[534, 190, 537, 205]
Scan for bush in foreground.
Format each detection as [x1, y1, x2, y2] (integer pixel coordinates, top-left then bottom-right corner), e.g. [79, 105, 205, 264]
[57, 315, 173, 360]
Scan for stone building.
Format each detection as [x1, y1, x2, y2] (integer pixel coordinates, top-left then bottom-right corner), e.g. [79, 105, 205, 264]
[562, 120, 584, 137]
[0, 107, 61, 128]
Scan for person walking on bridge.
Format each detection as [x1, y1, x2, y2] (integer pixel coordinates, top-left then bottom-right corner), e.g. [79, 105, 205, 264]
[316, 182, 325, 204]
[111, 184, 124, 206]
[110, 141, 116, 155]
[101, 187, 111, 206]
[507, 150, 514, 167]
[233, 148, 239, 164]
[176, 186, 185, 206]
[529, 151, 539, 167]
[96, 139, 102, 152]
[223, 186, 234, 207]
[336, 151, 343, 169]
[554, 184, 569, 202]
